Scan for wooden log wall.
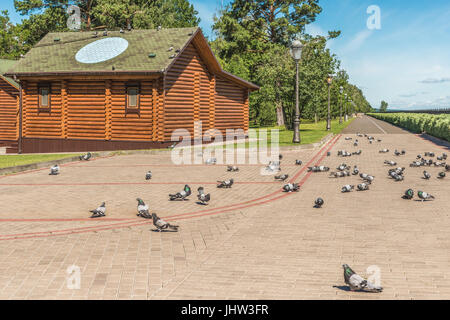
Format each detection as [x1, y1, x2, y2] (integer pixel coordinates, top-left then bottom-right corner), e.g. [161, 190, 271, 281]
[23, 81, 63, 138]
[215, 76, 246, 134]
[165, 42, 212, 141]
[0, 78, 19, 140]
[110, 80, 153, 141]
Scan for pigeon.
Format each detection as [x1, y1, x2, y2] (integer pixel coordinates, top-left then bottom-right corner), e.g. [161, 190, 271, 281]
[357, 183, 370, 191]
[266, 161, 281, 172]
[342, 264, 383, 292]
[314, 198, 324, 208]
[379, 149, 389, 153]
[145, 171, 152, 180]
[327, 152, 331, 157]
[151, 213, 179, 232]
[345, 137, 352, 140]
[295, 160, 303, 166]
[338, 150, 352, 157]
[442, 153, 448, 160]
[169, 185, 192, 200]
[394, 150, 401, 156]
[418, 191, 435, 202]
[90, 202, 106, 218]
[446, 164, 450, 171]
[217, 179, 234, 188]
[434, 162, 446, 167]
[384, 160, 397, 166]
[389, 171, 404, 181]
[49, 165, 60, 175]
[337, 163, 350, 171]
[279, 154, 283, 160]
[341, 185, 354, 193]
[197, 187, 210, 205]
[437, 172, 446, 179]
[157, 25, 162, 31]
[274, 174, 289, 181]
[227, 165, 239, 172]
[79, 152, 92, 161]
[402, 189, 414, 200]
[401, 150, 406, 155]
[377, 139, 382, 142]
[282, 183, 299, 192]
[205, 158, 217, 165]
[423, 171, 431, 180]
[330, 171, 350, 178]
[424, 152, 435, 157]
[136, 198, 152, 219]
[307, 166, 330, 173]
[410, 161, 422, 167]
[360, 173, 375, 183]
[352, 166, 359, 175]
[416, 154, 422, 159]
[352, 150, 362, 156]
[437, 155, 444, 161]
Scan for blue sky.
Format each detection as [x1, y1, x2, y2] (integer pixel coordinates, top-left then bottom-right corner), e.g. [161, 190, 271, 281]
[4, 0, 450, 110]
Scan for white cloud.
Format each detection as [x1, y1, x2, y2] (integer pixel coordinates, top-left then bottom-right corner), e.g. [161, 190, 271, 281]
[341, 29, 373, 54]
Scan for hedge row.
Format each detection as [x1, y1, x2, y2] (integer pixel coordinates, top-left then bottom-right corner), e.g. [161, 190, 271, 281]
[367, 113, 450, 142]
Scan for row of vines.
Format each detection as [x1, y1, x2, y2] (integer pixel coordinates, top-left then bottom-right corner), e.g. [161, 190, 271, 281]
[367, 113, 450, 142]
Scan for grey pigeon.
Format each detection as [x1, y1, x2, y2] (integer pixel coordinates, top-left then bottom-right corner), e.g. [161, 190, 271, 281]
[379, 149, 389, 153]
[151, 213, 179, 232]
[352, 166, 359, 175]
[136, 198, 151, 219]
[90, 202, 106, 218]
[343, 264, 383, 292]
[337, 163, 350, 171]
[169, 185, 191, 201]
[357, 183, 370, 191]
[227, 165, 239, 172]
[197, 187, 210, 205]
[410, 161, 422, 167]
[307, 166, 330, 173]
[205, 158, 217, 165]
[217, 179, 234, 188]
[295, 160, 303, 165]
[341, 185, 354, 193]
[352, 150, 362, 156]
[402, 189, 414, 200]
[384, 160, 397, 166]
[266, 161, 281, 172]
[314, 197, 324, 208]
[49, 165, 60, 175]
[418, 191, 435, 202]
[145, 171, 152, 180]
[283, 183, 299, 192]
[424, 152, 435, 157]
[345, 137, 352, 140]
[446, 164, 450, 171]
[423, 171, 431, 180]
[274, 174, 289, 181]
[434, 161, 446, 167]
[79, 152, 92, 161]
[437, 172, 446, 179]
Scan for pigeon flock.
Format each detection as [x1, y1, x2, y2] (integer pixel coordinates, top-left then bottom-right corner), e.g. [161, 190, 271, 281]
[44, 130, 447, 290]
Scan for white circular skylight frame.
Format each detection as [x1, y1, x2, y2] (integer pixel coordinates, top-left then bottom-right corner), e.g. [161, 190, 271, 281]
[75, 37, 129, 64]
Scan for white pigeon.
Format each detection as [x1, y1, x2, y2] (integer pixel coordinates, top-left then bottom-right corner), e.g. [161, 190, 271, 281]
[90, 202, 106, 218]
[136, 198, 151, 219]
[343, 264, 383, 292]
[49, 165, 60, 175]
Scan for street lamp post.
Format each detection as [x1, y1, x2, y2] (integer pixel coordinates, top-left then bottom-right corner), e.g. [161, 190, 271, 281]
[326, 74, 333, 131]
[339, 86, 343, 124]
[344, 93, 348, 122]
[290, 40, 303, 143]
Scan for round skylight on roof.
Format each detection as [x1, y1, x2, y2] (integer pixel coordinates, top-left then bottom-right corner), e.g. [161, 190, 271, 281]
[75, 37, 129, 64]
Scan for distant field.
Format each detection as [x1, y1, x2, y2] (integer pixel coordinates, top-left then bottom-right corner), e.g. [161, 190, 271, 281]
[368, 113, 450, 142]
[0, 154, 80, 169]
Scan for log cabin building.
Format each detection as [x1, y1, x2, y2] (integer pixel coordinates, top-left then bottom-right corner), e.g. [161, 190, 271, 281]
[5, 27, 259, 153]
[0, 59, 20, 153]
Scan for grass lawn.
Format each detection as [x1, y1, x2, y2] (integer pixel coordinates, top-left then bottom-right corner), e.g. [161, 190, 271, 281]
[267, 117, 355, 146]
[207, 118, 354, 149]
[0, 154, 80, 169]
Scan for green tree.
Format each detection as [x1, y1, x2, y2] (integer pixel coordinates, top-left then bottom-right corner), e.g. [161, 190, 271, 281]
[0, 10, 23, 59]
[380, 100, 388, 112]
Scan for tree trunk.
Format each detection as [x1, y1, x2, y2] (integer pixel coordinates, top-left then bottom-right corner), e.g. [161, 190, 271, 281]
[314, 113, 317, 124]
[276, 102, 285, 127]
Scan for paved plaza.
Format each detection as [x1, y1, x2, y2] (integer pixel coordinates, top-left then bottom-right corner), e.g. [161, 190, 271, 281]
[0, 115, 449, 299]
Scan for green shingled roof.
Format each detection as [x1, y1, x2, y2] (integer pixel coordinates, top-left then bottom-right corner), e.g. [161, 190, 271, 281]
[6, 27, 199, 75]
[0, 59, 19, 88]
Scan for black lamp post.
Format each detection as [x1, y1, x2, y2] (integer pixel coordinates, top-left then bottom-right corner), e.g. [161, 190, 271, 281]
[326, 74, 333, 131]
[344, 93, 348, 122]
[290, 39, 303, 143]
[339, 86, 343, 124]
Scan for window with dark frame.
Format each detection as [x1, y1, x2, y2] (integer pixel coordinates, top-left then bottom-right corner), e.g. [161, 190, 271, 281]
[38, 83, 51, 112]
[126, 83, 140, 113]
